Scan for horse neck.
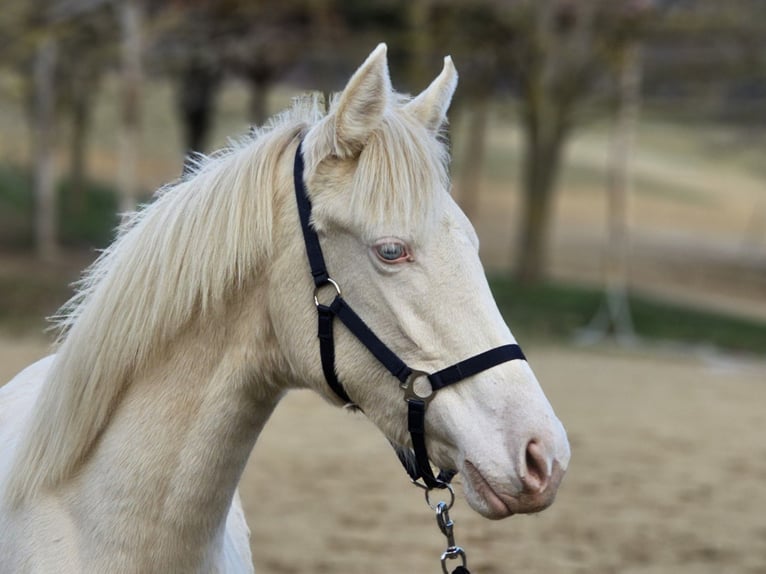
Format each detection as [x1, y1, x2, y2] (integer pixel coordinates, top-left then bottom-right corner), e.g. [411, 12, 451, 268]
[62, 287, 284, 571]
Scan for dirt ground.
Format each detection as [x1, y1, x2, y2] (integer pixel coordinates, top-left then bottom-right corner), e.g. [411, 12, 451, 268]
[3, 335, 765, 574]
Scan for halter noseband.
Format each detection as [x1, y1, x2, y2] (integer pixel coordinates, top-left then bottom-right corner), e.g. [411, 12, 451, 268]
[293, 140, 527, 489]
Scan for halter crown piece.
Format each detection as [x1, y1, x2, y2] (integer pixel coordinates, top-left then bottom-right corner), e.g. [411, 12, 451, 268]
[293, 140, 527, 489]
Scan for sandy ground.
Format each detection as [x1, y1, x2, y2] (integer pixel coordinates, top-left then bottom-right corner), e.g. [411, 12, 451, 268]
[3, 335, 765, 574]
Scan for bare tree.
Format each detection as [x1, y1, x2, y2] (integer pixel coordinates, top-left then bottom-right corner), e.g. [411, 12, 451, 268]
[177, 51, 221, 161]
[424, 0, 653, 283]
[1, 0, 61, 259]
[582, 42, 642, 343]
[32, 35, 59, 262]
[118, 0, 144, 215]
[508, 0, 654, 283]
[424, 1, 515, 220]
[455, 96, 490, 221]
[56, 5, 116, 214]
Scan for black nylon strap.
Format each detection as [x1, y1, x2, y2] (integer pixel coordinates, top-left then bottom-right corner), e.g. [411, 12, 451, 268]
[407, 399, 444, 489]
[330, 297, 412, 384]
[317, 305, 352, 404]
[294, 140, 330, 286]
[428, 344, 526, 392]
[393, 440, 455, 487]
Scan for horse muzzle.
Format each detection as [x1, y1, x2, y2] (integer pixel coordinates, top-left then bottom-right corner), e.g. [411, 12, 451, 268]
[461, 440, 568, 520]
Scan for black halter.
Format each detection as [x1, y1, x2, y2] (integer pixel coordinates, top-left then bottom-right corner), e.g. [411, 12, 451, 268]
[293, 140, 527, 489]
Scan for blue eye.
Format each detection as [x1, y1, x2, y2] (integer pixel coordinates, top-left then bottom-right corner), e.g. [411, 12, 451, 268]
[375, 241, 409, 263]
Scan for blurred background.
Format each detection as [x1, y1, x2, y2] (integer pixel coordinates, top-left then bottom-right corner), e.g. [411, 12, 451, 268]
[1, 1, 765, 573]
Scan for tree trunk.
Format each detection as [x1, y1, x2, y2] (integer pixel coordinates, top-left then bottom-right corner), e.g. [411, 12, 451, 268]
[248, 77, 269, 127]
[512, 0, 600, 284]
[32, 36, 58, 262]
[118, 0, 143, 216]
[456, 95, 489, 222]
[741, 200, 766, 253]
[604, 43, 641, 337]
[68, 82, 92, 216]
[515, 118, 566, 284]
[581, 42, 642, 343]
[178, 57, 220, 162]
[406, 0, 431, 91]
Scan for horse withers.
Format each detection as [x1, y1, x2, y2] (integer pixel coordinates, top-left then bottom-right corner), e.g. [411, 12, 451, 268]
[0, 44, 570, 573]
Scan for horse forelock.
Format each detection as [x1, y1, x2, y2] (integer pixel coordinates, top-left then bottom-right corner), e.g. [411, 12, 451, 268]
[353, 109, 450, 238]
[5, 96, 324, 505]
[304, 97, 452, 242]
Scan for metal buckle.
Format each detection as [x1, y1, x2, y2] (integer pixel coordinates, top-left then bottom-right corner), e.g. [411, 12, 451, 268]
[313, 277, 341, 307]
[401, 369, 436, 405]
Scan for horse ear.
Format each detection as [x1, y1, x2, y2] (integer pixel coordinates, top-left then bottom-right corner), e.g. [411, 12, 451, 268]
[330, 43, 391, 158]
[404, 56, 458, 133]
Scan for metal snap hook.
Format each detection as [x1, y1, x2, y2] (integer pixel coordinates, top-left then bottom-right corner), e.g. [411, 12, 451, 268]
[313, 277, 341, 307]
[440, 546, 467, 574]
[436, 498, 467, 573]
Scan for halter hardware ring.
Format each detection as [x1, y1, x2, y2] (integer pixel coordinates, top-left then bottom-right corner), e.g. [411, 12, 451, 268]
[401, 370, 436, 405]
[313, 277, 342, 307]
[425, 482, 455, 510]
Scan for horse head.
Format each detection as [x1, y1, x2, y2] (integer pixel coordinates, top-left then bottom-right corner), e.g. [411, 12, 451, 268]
[270, 44, 570, 519]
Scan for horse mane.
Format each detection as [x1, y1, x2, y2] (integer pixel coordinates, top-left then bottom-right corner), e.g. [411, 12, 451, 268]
[6, 87, 452, 505]
[6, 97, 323, 505]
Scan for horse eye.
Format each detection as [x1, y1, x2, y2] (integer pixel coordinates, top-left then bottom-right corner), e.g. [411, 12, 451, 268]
[374, 241, 408, 263]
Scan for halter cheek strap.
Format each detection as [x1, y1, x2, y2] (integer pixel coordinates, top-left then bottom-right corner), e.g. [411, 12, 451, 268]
[293, 140, 527, 489]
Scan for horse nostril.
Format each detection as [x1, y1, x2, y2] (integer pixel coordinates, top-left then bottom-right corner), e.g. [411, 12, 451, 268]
[522, 440, 550, 494]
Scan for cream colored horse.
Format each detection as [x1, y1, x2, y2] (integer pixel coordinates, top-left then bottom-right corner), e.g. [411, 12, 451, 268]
[0, 44, 570, 573]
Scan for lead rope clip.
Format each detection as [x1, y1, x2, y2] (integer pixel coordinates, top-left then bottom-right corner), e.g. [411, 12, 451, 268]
[422, 484, 470, 574]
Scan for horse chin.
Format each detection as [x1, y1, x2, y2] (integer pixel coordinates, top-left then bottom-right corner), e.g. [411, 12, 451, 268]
[460, 460, 562, 520]
[460, 461, 515, 519]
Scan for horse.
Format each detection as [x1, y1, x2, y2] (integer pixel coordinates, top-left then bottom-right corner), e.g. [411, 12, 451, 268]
[0, 44, 570, 573]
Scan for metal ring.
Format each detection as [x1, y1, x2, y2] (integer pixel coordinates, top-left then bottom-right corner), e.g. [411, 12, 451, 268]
[401, 370, 436, 404]
[313, 277, 341, 307]
[425, 483, 455, 510]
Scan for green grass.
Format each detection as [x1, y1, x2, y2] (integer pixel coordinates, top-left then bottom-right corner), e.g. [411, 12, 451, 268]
[0, 273, 74, 334]
[0, 165, 34, 247]
[56, 177, 121, 248]
[0, 163, 119, 250]
[490, 276, 766, 355]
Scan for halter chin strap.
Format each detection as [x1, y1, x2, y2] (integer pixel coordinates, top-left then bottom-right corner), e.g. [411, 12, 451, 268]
[293, 140, 527, 489]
